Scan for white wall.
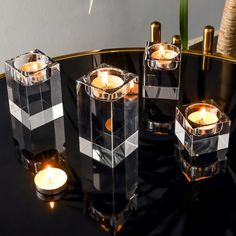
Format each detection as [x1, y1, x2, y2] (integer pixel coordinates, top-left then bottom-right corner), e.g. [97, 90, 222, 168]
[0, 0, 224, 72]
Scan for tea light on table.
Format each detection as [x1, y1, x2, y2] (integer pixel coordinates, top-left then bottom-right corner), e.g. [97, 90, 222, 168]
[91, 71, 124, 100]
[34, 166, 67, 195]
[151, 44, 178, 69]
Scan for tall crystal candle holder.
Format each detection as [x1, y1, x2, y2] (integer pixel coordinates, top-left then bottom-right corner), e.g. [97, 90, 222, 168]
[5, 49, 64, 160]
[175, 100, 230, 181]
[77, 64, 139, 168]
[142, 42, 181, 135]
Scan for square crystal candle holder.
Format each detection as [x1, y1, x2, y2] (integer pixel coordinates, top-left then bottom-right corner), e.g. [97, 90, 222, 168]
[5, 49, 63, 130]
[175, 100, 231, 156]
[77, 64, 139, 168]
[142, 42, 181, 133]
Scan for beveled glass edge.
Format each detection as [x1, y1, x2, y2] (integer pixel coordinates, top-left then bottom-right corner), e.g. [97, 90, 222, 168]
[1, 48, 236, 80]
[176, 99, 231, 136]
[77, 63, 138, 92]
[146, 43, 181, 61]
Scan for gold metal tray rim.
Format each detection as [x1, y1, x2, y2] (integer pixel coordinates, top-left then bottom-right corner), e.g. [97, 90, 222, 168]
[1, 48, 236, 80]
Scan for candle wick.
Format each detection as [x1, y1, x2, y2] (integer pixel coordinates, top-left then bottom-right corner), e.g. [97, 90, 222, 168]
[48, 176, 53, 184]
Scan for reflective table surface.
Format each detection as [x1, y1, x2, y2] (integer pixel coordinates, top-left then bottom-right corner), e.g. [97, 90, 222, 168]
[1, 48, 236, 236]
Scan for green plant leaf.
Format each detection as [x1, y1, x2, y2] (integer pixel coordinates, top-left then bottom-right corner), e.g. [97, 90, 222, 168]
[180, 0, 188, 50]
[88, 0, 93, 15]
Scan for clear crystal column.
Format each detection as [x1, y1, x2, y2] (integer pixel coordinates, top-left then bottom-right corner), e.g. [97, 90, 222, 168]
[5, 49, 64, 162]
[77, 64, 139, 168]
[142, 42, 181, 135]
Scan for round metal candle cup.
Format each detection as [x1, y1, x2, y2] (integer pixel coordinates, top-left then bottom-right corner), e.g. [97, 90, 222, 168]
[13, 52, 50, 85]
[87, 67, 126, 101]
[185, 103, 222, 136]
[34, 167, 68, 196]
[147, 43, 180, 70]
[36, 189, 66, 201]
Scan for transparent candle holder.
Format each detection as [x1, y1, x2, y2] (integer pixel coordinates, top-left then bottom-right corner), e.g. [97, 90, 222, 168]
[5, 49, 63, 130]
[77, 64, 139, 168]
[175, 100, 231, 156]
[142, 42, 181, 134]
[178, 147, 227, 182]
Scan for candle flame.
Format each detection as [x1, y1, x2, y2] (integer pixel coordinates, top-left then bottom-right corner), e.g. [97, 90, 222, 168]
[159, 45, 165, 58]
[46, 165, 53, 184]
[49, 201, 55, 209]
[32, 62, 39, 71]
[99, 71, 109, 87]
[200, 108, 206, 121]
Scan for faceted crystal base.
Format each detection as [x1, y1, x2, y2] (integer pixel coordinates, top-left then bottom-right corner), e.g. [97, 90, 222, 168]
[142, 98, 177, 135]
[79, 132, 138, 168]
[178, 146, 227, 182]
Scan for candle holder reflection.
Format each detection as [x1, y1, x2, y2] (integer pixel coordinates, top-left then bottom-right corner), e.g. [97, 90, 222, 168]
[178, 148, 227, 182]
[77, 152, 138, 234]
[36, 188, 66, 210]
[16, 149, 66, 174]
[77, 63, 139, 168]
[142, 40, 181, 136]
[175, 100, 230, 156]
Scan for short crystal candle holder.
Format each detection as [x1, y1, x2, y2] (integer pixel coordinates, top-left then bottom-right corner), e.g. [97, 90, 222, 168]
[175, 100, 231, 156]
[5, 49, 63, 130]
[178, 148, 227, 182]
[142, 42, 181, 134]
[77, 64, 139, 168]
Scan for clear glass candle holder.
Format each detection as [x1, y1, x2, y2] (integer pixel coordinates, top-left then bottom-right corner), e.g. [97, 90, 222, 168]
[5, 49, 63, 130]
[77, 64, 139, 168]
[142, 42, 181, 135]
[175, 100, 231, 156]
[5, 49, 65, 159]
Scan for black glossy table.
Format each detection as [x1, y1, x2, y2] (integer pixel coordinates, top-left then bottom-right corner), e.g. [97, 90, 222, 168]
[1, 48, 236, 236]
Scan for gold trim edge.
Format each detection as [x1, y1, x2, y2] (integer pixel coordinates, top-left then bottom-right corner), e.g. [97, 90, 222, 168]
[1, 48, 236, 80]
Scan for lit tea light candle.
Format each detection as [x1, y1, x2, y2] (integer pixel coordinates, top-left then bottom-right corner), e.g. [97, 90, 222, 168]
[34, 166, 67, 195]
[187, 104, 220, 135]
[20, 61, 47, 73]
[150, 43, 179, 69]
[188, 107, 219, 125]
[91, 71, 124, 100]
[19, 61, 47, 83]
